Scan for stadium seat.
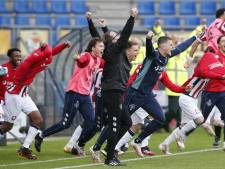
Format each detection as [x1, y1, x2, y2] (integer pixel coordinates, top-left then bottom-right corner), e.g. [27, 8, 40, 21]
[15, 15, 30, 26]
[14, 0, 30, 13]
[0, 15, 11, 26]
[159, 1, 175, 15]
[71, 0, 87, 14]
[221, 2, 225, 8]
[51, 0, 69, 13]
[75, 15, 88, 27]
[180, 1, 196, 15]
[184, 16, 200, 27]
[35, 16, 52, 26]
[163, 17, 180, 28]
[143, 17, 158, 27]
[55, 16, 71, 28]
[0, 0, 9, 13]
[205, 16, 215, 26]
[137, 1, 154, 15]
[31, 0, 49, 13]
[200, 1, 216, 15]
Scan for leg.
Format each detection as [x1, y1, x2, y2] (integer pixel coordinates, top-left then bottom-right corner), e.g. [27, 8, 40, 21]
[77, 95, 96, 148]
[35, 92, 79, 152]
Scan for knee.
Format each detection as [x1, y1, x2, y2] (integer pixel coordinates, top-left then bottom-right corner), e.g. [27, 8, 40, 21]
[194, 116, 204, 125]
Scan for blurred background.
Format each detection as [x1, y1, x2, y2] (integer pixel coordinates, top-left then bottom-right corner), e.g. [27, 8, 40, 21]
[0, 0, 223, 142]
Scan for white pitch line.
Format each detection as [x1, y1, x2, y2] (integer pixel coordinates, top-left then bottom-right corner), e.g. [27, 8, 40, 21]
[0, 151, 134, 167]
[52, 148, 223, 169]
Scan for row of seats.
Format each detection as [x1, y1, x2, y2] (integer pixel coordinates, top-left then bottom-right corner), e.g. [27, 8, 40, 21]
[0, 0, 87, 14]
[142, 16, 215, 28]
[0, 15, 88, 28]
[138, 0, 225, 15]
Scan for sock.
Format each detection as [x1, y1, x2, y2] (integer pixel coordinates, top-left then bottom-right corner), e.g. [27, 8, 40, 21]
[180, 120, 198, 136]
[65, 125, 82, 148]
[141, 135, 151, 148]
[115, 129, 135, 150]
[93, 126, 108, 151]
[135, 120, 163, 143]
[23, 126, 39, 148]
[215, 126, 222, 139]
[162, 127, 179, 146]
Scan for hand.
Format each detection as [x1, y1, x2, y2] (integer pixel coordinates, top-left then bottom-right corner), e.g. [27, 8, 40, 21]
[73, 53, 80, 60]
[185, 85, 193, 92]
[131, 7, 138, 18]
[98, 18, 106, 27]
[40, 42, 47, 50]
[64, 41, 71, 48]
[86, 12, 93, 19]
[147, 31, 154, 39]
[184, 56, 194, 68]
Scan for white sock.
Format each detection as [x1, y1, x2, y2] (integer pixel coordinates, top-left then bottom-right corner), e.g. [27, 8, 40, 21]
[65, 125, 83, 148]
[162, 127, 179, 146]
[180, 120, 197, 136]
[141, 135, 151, 147]
[23, 126, 39, 148]
[115, 130, 134, 150]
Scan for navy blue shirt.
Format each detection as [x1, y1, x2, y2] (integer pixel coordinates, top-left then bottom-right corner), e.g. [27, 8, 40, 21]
[131, 36, 196, 94]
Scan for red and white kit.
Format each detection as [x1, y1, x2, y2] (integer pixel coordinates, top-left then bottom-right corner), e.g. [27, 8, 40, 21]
[4, 44, 68, 123]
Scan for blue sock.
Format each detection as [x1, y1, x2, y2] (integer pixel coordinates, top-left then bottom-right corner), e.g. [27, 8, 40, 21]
[135, 120, 162, 143]
[93, 126, 108, 151]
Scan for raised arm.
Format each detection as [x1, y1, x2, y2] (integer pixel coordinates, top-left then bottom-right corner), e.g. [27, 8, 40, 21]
[86, 12, 101, 38]
[52, 41, 70, 56]
[98, 19, 109, 33]
[170, 36, 197, 57]
[115, 8, 138, 50]
[146, 31, 156, 59]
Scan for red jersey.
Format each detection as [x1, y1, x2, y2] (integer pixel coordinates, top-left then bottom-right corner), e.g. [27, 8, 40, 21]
[8, 43, 68, 95]
[201, 51, 225, 92]
[0, 61, 16, 100]
[128, 64, 185, 93]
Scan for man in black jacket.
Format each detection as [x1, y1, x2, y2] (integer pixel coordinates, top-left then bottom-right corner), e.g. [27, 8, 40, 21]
[101, 8, 138, 166]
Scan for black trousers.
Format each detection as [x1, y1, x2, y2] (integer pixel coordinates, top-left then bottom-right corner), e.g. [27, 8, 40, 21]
[102, 90, 132, 160]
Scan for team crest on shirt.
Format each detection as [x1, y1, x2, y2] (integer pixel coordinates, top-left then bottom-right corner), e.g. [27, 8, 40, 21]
[11, 116, 16, 121]
[206, 99, 212, 107]
[129, 104, 136, 111]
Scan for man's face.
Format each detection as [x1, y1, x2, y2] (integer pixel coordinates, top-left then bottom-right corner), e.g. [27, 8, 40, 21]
[218, 36, 225, 53]
[10, 51, 22, 67]
[221, 11, 225, 20]
[126, 44, 140, 61]
[110, 31, 120, 43]
[93, 41, 105, 57]
[159, 40, 173, 57]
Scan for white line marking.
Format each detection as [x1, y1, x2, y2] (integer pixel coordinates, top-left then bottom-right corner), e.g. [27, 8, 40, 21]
[52, 148, 223, 169]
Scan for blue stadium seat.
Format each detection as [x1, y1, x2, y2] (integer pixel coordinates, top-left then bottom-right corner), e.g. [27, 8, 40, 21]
[71, 0, 87, 14]
[143, 17, 159, 27]
[75, 15, 88, 27]
[35, 16, 52, 26]
[221, 2, 225, 8]
[31, 0, 49, 13]
[0, 0, 9, 13]
[200, 1, 216, 15]
[159, 1, 175, 15]
[184, 16, 200, 27]
[137, 1, 154, 15]
[180, 1, 196, 15]
[0, 15, 11, 26]
[14, 0, 30, 13]
[55, 16, 71, 27]
[205, 16, 215, 26]
[163, 17, 180, 27]
[51, 0, 69, 13]
[15, 15, 30, 26]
